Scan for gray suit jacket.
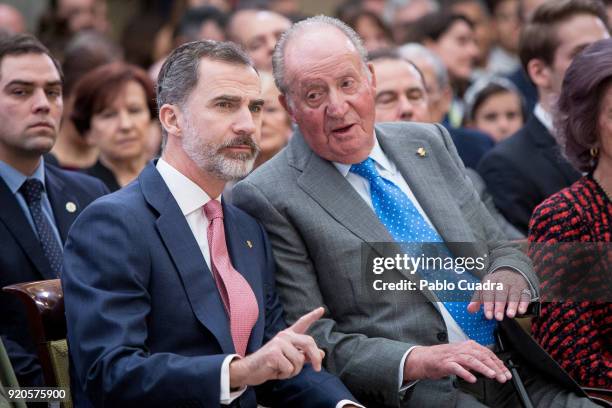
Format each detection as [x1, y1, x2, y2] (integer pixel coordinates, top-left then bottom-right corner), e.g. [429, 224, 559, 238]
[233, 122, 570, 407]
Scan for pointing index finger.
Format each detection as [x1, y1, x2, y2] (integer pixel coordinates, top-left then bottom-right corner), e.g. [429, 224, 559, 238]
[290, 307, 325, 334]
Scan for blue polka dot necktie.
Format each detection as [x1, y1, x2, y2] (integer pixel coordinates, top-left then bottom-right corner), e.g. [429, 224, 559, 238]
[350, 157, 496, 345]
[20, 179, 63, 277]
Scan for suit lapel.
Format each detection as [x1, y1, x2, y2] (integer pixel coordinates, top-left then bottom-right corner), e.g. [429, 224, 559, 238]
[377, 127, 475, 244]
[140, 163, 234, 354]
[223, 202, 264, 353]
[45, 165, 79, 242]
[290, 131, 439, 304]
[0, 176, 56, 279]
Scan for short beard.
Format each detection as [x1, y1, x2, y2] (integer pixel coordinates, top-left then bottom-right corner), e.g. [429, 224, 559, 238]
[181, 126, 260, 181]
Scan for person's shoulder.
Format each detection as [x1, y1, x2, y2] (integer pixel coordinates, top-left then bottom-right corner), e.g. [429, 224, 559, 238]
[242, 148, 294, 187]
[478, 125, 530, 168]
[529, 177, 588, 235]
[45, 162, 108, 198]
[376, 121, 442, 139]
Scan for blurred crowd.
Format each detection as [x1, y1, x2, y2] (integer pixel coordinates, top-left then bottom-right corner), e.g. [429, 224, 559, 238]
[0, 0, 611, 403]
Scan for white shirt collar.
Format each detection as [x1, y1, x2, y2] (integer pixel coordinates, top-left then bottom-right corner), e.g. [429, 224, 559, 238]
[332, 134, 393, 177]
[533, 103, 553, 133]
[155, 158, 220, 216]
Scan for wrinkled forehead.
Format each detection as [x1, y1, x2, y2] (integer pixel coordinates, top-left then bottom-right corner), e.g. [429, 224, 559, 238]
[284, 26, 365, 86]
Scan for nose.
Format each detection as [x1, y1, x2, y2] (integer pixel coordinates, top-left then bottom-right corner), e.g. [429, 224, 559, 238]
[31, 88, 51, 114]
[398, 94, 414, 121]
[118, 109, 133, 130]
[326, 88, 349, 118]
[232, 106, 257, 136]
[266, 36, 276, 55]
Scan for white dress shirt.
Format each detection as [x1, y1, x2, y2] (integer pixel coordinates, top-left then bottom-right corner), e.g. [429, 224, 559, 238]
[534, 103, 554, 133]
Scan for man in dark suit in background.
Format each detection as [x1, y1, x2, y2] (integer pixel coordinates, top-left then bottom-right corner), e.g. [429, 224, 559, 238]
[0, 34, 108, 387]
[62, 40, 359, 407]
[478, 0, 609, 234]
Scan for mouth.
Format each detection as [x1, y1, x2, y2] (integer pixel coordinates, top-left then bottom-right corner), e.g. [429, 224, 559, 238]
[331, 124, 355, 136]
[29, 122, 54, 129]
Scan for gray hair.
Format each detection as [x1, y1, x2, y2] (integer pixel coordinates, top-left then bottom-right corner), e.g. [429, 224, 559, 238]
[398, 43, 449, 90]
[272, 15, 368, 96]
[156, 40, 254, 147]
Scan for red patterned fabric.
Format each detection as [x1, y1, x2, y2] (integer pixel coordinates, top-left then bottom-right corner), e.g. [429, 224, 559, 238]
[204, 200, 259, 357]
[528, 175, 612, 389]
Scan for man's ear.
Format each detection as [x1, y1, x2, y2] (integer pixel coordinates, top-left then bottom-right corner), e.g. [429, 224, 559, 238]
[159, 104, 182, 138]
[279, 94, 296, 121]
[367, 62, 377, 90]
[526, 58, 551, 90]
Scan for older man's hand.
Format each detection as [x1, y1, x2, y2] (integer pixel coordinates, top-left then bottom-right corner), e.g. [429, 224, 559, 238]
[467, 268, 531, 320]
[404, 341, 512, 384]
[229, 307, 326, 388]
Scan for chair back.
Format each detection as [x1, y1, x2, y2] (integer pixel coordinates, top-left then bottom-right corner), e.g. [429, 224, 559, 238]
[3, 280, 71, 407]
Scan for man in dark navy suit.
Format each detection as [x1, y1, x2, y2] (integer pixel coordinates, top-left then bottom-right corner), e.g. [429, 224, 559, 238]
[479, 0, 609, 234]
[62, 40, 359, 407]
[0, 34, 108, 388]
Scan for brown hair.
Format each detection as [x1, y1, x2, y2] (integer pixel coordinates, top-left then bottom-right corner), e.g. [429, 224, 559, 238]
[71, 62, 155, 135]
[0, 33, 62, 81]
[519, 0, 609, 73]
[555, 38, 612, 172]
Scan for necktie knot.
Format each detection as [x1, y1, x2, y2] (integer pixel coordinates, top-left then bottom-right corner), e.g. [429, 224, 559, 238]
[349, 158, 379, 182]
[204, 199, 223, 221]
[20, 178, 44, 205]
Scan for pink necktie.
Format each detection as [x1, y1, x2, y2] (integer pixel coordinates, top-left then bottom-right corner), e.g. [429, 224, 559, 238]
[204, 200, 259, 356]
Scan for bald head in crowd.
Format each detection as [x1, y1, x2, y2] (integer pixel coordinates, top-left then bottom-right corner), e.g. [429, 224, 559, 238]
[228, 9, 291, 71]
[0, 4, 25, 34]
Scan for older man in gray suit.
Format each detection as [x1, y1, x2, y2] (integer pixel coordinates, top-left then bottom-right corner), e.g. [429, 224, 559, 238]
[233, 16, 595, 408]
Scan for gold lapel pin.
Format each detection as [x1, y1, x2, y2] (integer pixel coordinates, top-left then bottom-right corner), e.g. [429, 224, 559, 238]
[65, 202, 77, 213]
[246, 240, 253, 248]
[416, 147, 427, 157]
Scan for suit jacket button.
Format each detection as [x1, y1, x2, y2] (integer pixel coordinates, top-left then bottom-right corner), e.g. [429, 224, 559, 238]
[437, 332, 448, 342]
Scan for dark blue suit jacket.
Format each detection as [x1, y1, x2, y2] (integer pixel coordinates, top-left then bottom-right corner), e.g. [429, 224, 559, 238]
[62, 163, 355, 408]
[441, 118, 495, 169]
[0, 163, 108, 387]
[477, 115, 581, 234]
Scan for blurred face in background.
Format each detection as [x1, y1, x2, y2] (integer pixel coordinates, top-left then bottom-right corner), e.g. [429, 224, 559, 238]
[451, 1, 494, 66]
[426, 19, 479, 83]
[58, 0, 108, 33]
[258, 73, 291, 165]
[547, 14, 609, 96]
[492, 0, 520, 54]
[353, 14, 392, 52]
[472, 90, 523, 142]
[373, 58, 429, 123]
[408, 56, 452, 123]
[86, 80, 151, 163]
[230, 10, 291, 71]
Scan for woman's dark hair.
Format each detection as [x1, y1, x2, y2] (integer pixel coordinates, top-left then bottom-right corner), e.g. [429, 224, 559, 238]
[342, 8, 393, 45]
[71, 62, 155, 135]
[555, 38, 612, 172]
[401, 10, 474, 44]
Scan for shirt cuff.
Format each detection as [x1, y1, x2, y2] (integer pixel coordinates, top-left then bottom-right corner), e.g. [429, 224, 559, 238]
[221, 354, 247, 404]
[336, 400, 365, 408]
[490, 265, 539, 301]
[398, 346, 420, 391]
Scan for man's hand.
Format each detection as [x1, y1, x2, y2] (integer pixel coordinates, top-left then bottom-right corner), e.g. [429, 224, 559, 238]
[229, 307, 326, 388]
[467, 269, 531, 320]
[404, 341, 512, 384]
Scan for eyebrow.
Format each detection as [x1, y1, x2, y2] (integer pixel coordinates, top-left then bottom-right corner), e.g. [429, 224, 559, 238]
[5, 80, 62, 87]
[212, 95, 242, 103]
[249, 99, 265, 108]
